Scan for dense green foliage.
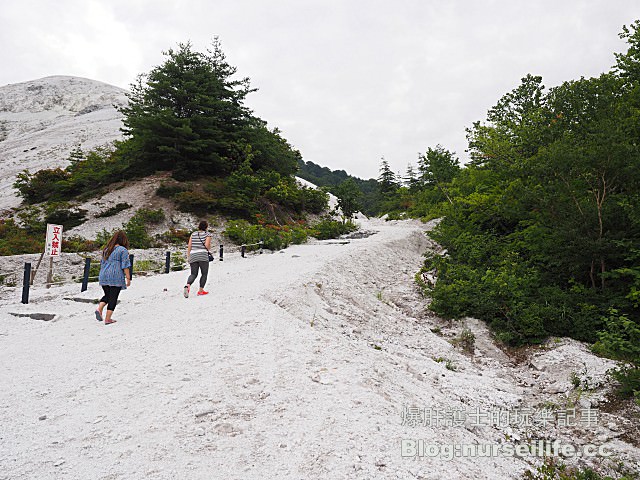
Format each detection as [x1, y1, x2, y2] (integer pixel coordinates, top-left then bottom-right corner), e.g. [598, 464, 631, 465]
[311, 217, 358, 240]
[13, 146, 131, 203]
[378, 22, 640, 398]
[0, 219, 44, 255]
[224, 219, 308, 251]
[333, 178, 363, 222]
[156, 164, 328, 221]
[224, 216, 355, 250]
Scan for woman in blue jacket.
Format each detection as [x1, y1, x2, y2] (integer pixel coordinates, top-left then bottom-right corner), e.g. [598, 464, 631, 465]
[95, 230, 131, 325]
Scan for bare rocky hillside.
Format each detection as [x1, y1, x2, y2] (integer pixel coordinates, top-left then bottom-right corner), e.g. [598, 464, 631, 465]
[0, 76, 127, 211]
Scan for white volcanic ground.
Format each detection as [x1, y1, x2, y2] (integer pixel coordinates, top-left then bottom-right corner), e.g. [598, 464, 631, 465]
[0, 218, 638, 480]
[0, 76, 127, 212]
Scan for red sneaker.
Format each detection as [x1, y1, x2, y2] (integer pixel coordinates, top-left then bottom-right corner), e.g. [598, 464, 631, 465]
[197, 290, 209, 296]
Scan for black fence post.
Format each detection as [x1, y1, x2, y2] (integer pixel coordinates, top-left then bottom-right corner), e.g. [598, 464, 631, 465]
[129, 254, 134, 277]
[22, 262, 31, 304]
[165, 251, 171, 273]
[81, 257, 91, 292]
[219, 245, 223, 261]
[241, 245, 246, 258]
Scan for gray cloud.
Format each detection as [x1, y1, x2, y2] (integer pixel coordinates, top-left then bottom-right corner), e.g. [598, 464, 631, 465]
[2, 0, 637, 179]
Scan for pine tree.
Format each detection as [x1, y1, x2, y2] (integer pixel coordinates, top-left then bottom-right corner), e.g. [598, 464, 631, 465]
[118, 40, 255, 179]
[377, 158, 398, 195]
[404, 163, 419, 190]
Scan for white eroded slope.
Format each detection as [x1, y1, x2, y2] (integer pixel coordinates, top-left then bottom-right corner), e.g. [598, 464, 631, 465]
[0, 76, 127, 211]
[0, 218, 637, 479]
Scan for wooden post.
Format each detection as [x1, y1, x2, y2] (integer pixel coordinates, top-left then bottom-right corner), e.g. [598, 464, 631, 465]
[165, 251, 171, 273]
[241, 245, 246, 258]
[30, 251, 45, 285]
[219, 245, 223, 261]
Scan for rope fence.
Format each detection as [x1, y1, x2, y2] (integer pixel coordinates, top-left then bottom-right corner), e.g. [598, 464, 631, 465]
[5, 242, 264, 305]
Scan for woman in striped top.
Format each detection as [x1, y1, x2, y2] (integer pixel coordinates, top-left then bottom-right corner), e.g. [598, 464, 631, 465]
[184, 220, 212, 298]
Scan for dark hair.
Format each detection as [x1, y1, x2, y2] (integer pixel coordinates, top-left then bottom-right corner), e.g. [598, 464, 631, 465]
[198, 220, 208, 231]
[103, 230, 130, 260]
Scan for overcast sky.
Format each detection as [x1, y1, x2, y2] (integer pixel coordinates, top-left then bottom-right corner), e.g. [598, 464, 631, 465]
[1, 1, 638, 179]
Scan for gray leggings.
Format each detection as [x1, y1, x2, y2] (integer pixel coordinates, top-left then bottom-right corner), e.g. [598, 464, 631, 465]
[187, 261, 209, 288]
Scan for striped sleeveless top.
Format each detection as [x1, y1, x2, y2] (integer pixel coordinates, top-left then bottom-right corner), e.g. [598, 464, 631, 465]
[189, 230, 212, 263]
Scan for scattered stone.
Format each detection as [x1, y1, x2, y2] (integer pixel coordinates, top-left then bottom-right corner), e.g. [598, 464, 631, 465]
[38, 415, 47, 421]
[9, 312, 56, 321]
[63, 297, 99, 304]
[194, 410, 216, 419]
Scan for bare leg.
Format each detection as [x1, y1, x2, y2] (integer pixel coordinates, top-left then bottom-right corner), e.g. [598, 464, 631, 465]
[104, 309, 116, 324]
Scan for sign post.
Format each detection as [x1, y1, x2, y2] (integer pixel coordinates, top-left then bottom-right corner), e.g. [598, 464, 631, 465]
[44, 224, 63, 289]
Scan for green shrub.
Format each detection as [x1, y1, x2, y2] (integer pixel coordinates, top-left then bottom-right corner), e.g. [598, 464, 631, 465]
[62, 235, 99, 252]
[171, 252, 186, 271]
[311, 217, 358, 240]
[171, 251, 186, 271]
[87, 261, 101, 282]
[44, 205, 88, 230]
[16, 206, 46, 234]
[157, 228, 191, 245]
[523, 456, 638, 479]
[0, 218, 44, 255]
[134, 259, 163, 273]
[593, 309, 640, 398]
[13, 168, 71, 203]
[13, 146, 131, 203]
[290, 224, 309, 244]
[451, 327, 476, 354]
[299, 186, 329, 214]
[96, 202, 132, 218]
[156, 182, 191, 198]
[134, 208, 165, 224]
[95, 228, 113, 248]
[123, 216, 152, 249]
[174, 190, 217, 213]
[224, 220, 311, 251]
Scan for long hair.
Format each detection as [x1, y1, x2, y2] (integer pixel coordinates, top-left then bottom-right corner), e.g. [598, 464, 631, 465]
[103, 230, 130, 260]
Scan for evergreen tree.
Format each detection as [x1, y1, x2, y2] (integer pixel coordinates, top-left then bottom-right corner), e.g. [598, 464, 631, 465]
[377, 158, 398, 195]
[119, 40, 255, 179]
[404, 163, 419, 191]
